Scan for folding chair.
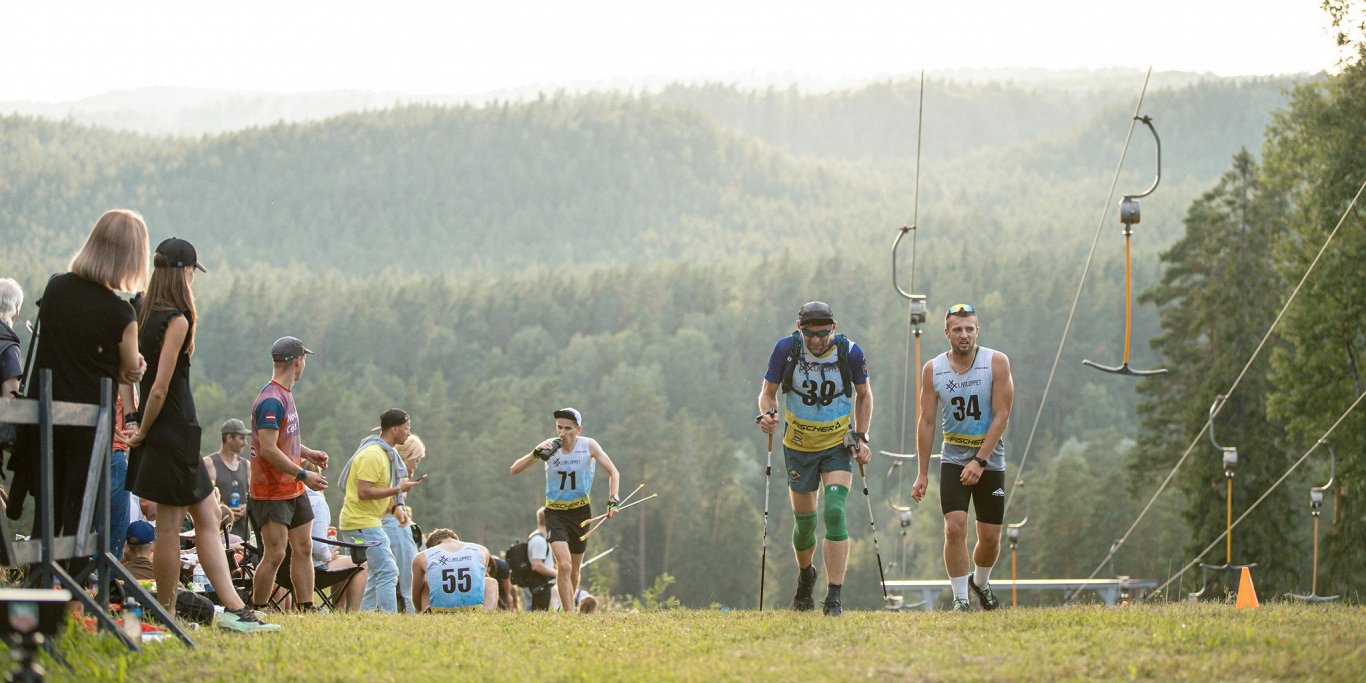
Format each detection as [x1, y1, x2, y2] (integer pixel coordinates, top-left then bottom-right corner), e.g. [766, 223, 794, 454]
[268, 536, 376, 611]
[237, 513, 376, 612]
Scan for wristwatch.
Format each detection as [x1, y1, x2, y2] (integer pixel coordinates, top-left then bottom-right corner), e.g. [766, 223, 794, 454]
[852, 432, 870, 446]
[294, 467, 308, 482]
[971, 456, 989, 469]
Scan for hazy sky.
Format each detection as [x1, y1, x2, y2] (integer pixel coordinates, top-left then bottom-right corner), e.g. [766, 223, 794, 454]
[0, 0, 1344, 102]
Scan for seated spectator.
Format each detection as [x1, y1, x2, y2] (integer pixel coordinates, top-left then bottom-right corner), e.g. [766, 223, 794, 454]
[0, 278, 23, 492]
[413, 528, 497, 613]
[0, 277, 22, 400]
[490, 556, 519, 611]
[305, 476, 366, 612]
[123, 520, 157, 580]
[552, 586, 599, 613]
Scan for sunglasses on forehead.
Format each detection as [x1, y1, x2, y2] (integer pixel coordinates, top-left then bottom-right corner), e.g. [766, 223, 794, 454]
[946, 303, 976, 317]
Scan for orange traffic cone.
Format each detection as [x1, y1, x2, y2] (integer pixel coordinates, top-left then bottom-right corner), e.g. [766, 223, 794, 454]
[1235, 566, 1259, 609]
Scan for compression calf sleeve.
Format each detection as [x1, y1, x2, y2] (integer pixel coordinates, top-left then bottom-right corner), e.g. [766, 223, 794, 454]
[822, 484, 849, 541]
[793, 511, 818, 551]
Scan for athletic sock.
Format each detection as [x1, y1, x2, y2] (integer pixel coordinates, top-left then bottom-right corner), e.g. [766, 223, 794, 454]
[973, 565, 993, 588]
[825, 583, 842, 602]
[799, 564, 817, 586]
[950, 574, 970, 601]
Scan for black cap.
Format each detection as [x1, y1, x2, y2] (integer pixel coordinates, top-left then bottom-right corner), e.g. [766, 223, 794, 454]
[155, 237, 207, 272]
[377, 408, 410, 431]
[797, 301, 835, 325]
[270, 336, 314, 362]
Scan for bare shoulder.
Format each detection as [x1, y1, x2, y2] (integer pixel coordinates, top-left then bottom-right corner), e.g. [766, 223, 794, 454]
[991, 350, 1012, 377]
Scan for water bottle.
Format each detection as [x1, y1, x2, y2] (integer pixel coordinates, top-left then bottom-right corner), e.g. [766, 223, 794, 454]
[122, 596, 142, 644]
[538, 438, 563, 460]
[229, 480, 241, 509]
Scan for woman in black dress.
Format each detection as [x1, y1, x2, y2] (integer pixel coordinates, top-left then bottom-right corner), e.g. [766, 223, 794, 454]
[127, 238, 277, 632]
[7, 210, 147, 535]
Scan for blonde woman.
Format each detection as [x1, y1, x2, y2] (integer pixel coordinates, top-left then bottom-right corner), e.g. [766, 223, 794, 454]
[127, 237, 279, 633]
[8, 210, 148, 535]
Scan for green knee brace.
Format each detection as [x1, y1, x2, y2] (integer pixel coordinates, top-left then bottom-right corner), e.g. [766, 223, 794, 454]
[793, 511, 818, 551]
[823, 484, 849, 541]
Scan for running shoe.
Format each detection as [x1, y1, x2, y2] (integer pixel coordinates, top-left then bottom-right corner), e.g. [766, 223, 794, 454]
[951, 598, 971, 612]
[822, 599, 843, 617]
[792, 565, 817, 612]
[968, 576, 1000, 611]
[218, 607, 282, 633]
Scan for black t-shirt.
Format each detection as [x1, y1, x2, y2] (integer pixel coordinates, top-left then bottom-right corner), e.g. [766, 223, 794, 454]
[0, 320, 20, 385]
[27, 273, 135, 404]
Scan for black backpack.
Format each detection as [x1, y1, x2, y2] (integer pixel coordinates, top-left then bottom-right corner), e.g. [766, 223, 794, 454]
[505, 532, 544, 587]
[780, 332, 853, 400]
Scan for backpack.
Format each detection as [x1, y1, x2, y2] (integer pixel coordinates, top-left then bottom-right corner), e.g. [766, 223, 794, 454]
[505, 531, 544, 587]
[779, 332, 853, 399]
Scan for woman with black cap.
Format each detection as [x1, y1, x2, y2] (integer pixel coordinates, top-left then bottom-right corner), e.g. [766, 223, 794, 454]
[127, 237, 280, 633]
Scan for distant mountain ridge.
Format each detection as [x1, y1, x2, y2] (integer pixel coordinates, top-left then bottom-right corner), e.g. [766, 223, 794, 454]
[0, 72, 1301, 278]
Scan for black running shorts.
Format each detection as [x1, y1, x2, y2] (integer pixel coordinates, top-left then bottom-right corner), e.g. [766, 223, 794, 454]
[248, 493, 314, 530]
[939, 463, 1006, 525]
[545, 504, 592, 555]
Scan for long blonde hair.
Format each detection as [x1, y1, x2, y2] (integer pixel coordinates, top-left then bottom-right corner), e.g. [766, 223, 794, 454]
[138, 251, 197, 356]
[68, 210, 149, 292]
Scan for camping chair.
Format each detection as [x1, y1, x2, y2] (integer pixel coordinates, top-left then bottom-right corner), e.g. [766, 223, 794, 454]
[271, 535, 376, 611]
[237, 515, 377, 612]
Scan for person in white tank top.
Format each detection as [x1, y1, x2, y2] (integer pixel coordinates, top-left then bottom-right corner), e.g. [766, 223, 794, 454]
[412, 528, 498, 613]
[912, 304, 1015, 613]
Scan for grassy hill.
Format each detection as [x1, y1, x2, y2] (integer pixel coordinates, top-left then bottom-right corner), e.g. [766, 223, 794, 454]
[35, 602, 1364, 682]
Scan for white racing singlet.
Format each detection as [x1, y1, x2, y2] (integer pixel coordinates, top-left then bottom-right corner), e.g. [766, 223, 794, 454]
[424, 542, 487, 612]
[931, 347, 1006, 470]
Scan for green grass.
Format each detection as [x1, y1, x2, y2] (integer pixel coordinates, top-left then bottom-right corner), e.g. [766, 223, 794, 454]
[19, 602, 1366, 682]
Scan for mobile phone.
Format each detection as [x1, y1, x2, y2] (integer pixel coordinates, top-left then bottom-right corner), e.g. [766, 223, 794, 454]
[413, 474, 428, 482]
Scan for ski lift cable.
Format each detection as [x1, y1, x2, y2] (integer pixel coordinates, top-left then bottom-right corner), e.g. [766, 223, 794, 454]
[1149, 390, 1365, 599]
[889, 70, 928, 501]
[1002, 67, 1154, 521]
[1069, 175, 1366, 594]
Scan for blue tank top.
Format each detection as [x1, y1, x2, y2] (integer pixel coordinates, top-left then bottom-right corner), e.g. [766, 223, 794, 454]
[544, 437, 595, 510]
[424, 543, 487, 611]
[931, 347, 1006, 470]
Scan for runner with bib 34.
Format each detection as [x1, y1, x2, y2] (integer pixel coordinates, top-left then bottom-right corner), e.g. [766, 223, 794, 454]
[912, 303, 1014, 612]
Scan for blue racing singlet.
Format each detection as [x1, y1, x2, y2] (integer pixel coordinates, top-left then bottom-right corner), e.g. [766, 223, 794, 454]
[544, 438, 595, 510]
[424, 543, 487, 611]
[763, 335, 869, 452]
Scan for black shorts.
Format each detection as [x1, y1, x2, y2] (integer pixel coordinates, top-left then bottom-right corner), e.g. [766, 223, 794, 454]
[545, 505, 592, 555]
[248, 494, 314, 530]
[939, 464, 1006, 525]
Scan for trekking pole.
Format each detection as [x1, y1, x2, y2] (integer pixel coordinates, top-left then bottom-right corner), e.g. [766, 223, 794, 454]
[578, 494, 657, 541]
[759, 431, 773, 611]
[858, 461, 889, 601]
[580, 483, 645, 527]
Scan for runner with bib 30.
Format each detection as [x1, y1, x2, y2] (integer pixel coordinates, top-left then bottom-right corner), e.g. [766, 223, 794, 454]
[756, 301, 873, 616]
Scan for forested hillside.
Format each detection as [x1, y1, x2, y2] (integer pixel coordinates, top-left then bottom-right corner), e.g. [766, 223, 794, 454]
[4, 70, 1343, 608]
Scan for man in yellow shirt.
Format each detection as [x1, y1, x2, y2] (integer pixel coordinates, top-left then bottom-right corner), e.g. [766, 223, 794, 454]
[338, 408, 421, 613]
